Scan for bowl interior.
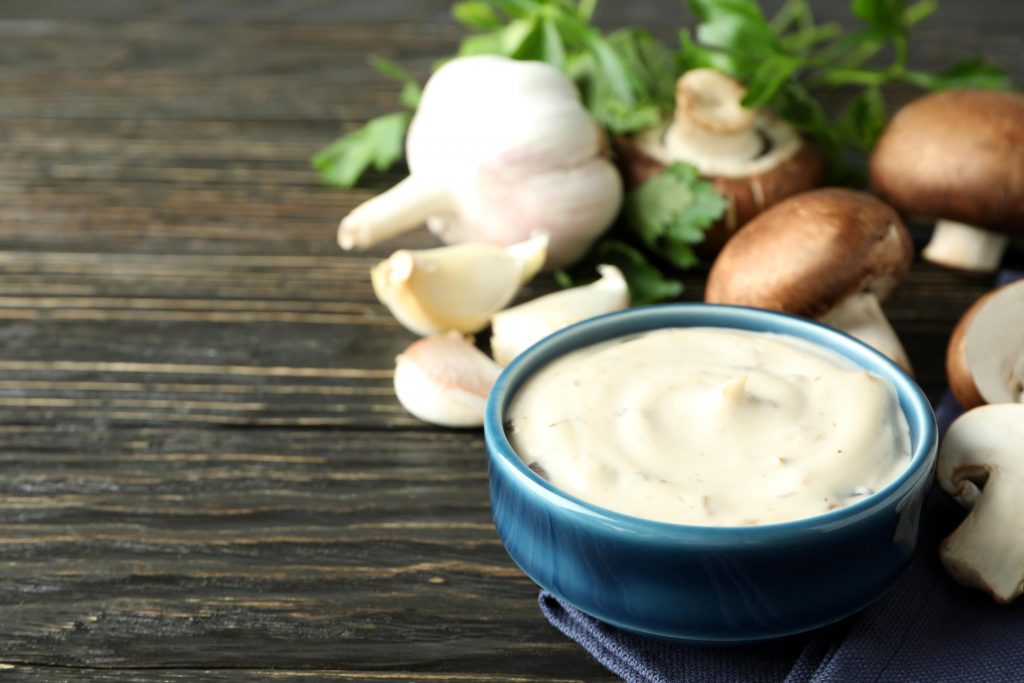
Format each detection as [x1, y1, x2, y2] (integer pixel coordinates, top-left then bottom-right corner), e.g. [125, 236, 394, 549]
[485, 303, 937, 536]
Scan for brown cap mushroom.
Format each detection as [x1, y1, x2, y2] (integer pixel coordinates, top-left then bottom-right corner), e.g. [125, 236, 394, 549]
[615, 69, 825, 254]
[938, 404, 1024, 604]
[705, 188, 914, 371]
[871, 89, 1024, 272]
[946, 279, 1024, 410]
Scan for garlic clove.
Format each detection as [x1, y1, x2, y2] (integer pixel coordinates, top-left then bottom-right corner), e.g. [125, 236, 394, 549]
[372, 235, 548, 336]
[393, 332, 501, 428]
[490, 264, 629, 365]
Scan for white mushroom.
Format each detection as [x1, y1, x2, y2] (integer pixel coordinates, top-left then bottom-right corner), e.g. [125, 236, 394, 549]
[937, 404, 1024, 603]
[616, 68, 824, 253]
[393, 332, 502, 428]
[489, 265, 629, 366]
[371, 235, 547, 336]
[946, 280, 1024, 409]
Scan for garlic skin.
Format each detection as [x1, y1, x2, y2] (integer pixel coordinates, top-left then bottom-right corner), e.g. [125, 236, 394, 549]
[394, 332, 501, 428]
[339, 55, 623, 270]
[372, 234, 547, 336]
[490, 265, 629, 366]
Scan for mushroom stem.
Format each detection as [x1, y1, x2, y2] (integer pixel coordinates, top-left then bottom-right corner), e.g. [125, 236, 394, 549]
[921, 219, 1009, 273]
[339, 176, 453, 251]
[820, 292, 913, 374]
[667, 69, 763, 168]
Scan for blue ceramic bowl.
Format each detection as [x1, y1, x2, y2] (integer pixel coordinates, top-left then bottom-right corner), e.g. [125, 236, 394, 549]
[484, 304, 937, 643]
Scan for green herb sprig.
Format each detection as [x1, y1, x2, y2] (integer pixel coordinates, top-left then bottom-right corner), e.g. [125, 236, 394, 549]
[680, 0, 1012, 179]
[312, 0, 1011, 305]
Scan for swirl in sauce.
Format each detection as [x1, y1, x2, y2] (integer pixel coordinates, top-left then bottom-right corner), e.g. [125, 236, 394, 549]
[506, 327, 911, 526]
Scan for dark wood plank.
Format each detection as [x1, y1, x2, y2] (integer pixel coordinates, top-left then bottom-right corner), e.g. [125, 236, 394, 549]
[0, 666, 604, 682]
[0, 424, 613, 679]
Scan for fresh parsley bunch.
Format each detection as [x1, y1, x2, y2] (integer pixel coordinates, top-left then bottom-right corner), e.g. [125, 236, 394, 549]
[312, 0, 1011, 305]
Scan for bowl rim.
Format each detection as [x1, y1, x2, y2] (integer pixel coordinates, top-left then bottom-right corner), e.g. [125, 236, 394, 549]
[484, 302, 938, 539]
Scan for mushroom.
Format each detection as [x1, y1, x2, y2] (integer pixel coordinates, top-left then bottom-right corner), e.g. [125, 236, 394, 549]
[615, 68, 825, 253]
[937, 404, 1024, 604]
[705, 188, 914, 372]
[393, 332, 502, 428]
[946, 279, 1024, 410]
[870, 89, 1024, 273]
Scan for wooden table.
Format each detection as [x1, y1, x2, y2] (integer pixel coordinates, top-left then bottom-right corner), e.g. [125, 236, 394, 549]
[0, 1, 1021, 680]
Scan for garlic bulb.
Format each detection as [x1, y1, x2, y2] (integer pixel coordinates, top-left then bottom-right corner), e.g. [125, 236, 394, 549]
[339, 55, 623, 270]
[394, 332, 501, 428]
[490, 265, 629, 365]
[372, 234, 547, 336]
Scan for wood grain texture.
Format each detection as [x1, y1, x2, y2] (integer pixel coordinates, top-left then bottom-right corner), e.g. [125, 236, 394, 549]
[0, 426, 609, 678]
[0, 0, 1020, 679]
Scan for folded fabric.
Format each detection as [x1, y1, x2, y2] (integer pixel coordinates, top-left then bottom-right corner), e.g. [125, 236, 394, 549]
[540, 270, 1024, 683]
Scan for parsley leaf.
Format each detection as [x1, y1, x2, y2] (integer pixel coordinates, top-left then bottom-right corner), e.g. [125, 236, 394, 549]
[310, 112, 411, 188]
[368, 56, 423, 110]
[904, 58, 1013, 90]
[451, 1, 503, 29]
[556, 163, 722, 305]
[557, 240, 684, 306]
[625, 163, 727, 271]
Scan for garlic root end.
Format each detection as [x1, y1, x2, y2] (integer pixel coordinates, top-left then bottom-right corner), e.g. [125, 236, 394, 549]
[339, 176, 453, 251]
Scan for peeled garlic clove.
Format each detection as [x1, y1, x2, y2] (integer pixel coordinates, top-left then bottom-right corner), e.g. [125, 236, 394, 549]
[490, 265, 629, 365]
[372, 235, 547, 336]
[394, 332, 501, 428]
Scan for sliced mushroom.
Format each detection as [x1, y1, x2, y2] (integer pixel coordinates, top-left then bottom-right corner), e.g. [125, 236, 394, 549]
[946, 279, 1024, 410]
[616, 69, 824, 253]
[705, 189, 914, 372]
[393, 332, 502, 428]
[871, 89, 1024, 273]
[937, 404, 1024, 604]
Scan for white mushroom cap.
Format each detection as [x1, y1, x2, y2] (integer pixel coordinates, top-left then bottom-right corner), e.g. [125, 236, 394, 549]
[938, 404, 1024, 603]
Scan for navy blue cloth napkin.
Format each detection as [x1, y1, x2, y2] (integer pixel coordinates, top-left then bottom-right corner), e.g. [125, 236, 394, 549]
[540, 271, 1024, 683]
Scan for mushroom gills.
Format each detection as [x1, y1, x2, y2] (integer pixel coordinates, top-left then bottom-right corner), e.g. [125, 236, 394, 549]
[646, 113, 802, 178]
[637, 69, 804, 179]
[963, 279, 1024, 404]
[937, 404, 1024, 603]
[921, 219, 1010, 273]
[819, 291, 913, 374]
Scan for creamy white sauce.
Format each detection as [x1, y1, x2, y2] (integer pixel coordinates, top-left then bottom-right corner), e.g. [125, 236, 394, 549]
[506, 327, 912, 526]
